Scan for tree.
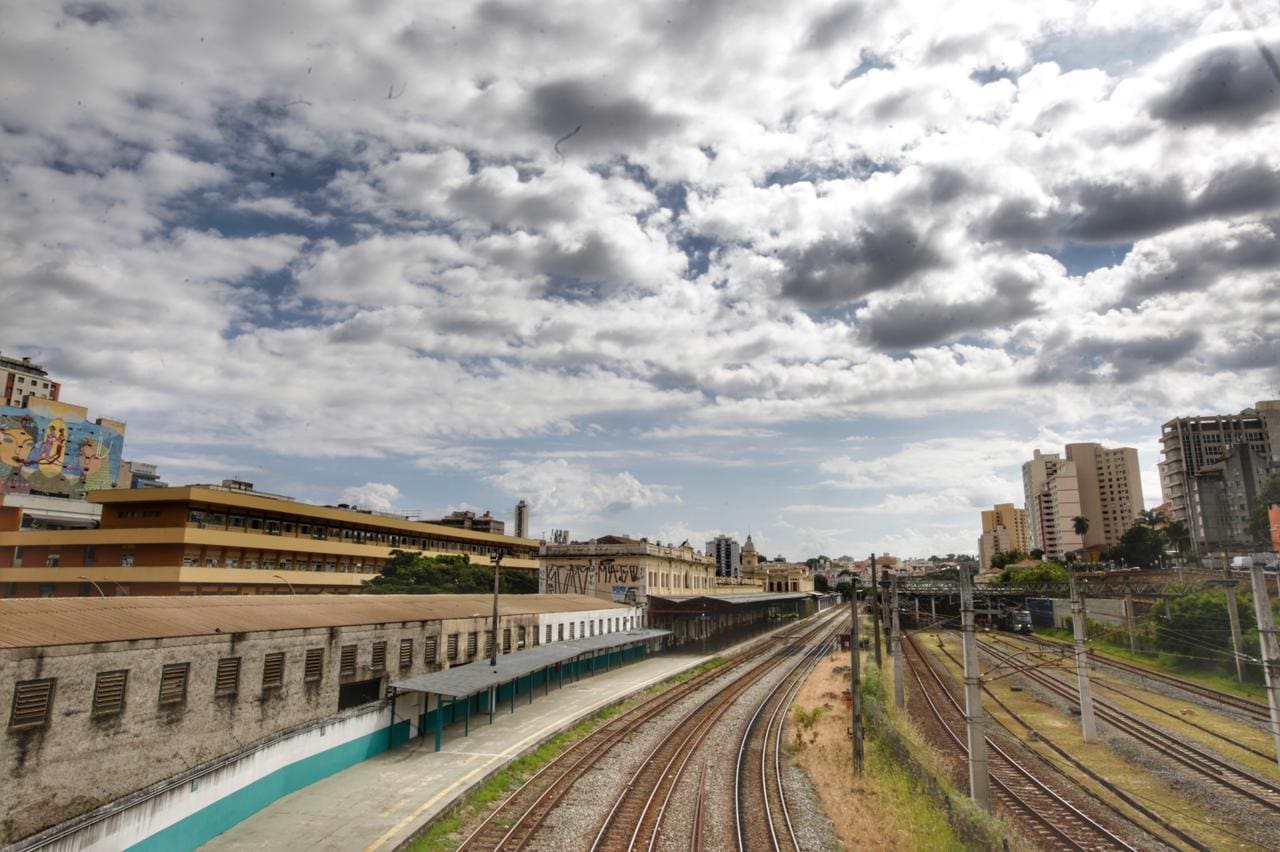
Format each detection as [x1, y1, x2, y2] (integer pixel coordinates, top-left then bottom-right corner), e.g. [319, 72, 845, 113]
[1029, 548, 1045, 560]
[1136, 508, 1167, 527]
[1164, 519, 1190, 561]
[1246, 474, 1280, 543]
[1072, 515, 1090, 537]
[997, 561, 1067, 585]
[1110, 524, 1166, 568]
[990, 550, 1029, 570]
[814, 574, 830, 593]
[1156, 589, 1255, 667]
[364, 550, 538, 595]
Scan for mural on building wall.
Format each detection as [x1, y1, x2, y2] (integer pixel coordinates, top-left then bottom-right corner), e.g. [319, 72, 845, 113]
[540, 560, 645, 602]
[0, 402, 125, 498]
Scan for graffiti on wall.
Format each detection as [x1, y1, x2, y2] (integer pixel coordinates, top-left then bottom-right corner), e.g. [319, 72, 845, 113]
[0, 402, 125, 498]
[540, 560, 646, 601]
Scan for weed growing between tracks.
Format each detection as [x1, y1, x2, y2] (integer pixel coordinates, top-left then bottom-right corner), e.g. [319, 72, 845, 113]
[406, 657, 726, 852]
[791, 652, 1005, 850]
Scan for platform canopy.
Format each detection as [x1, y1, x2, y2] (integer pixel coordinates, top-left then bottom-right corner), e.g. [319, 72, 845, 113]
[390, 628, 670, 698]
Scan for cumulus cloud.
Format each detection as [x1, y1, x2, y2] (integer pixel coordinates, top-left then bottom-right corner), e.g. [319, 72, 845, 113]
[486, 459, 681, 522]
[340, 482, 402, 512]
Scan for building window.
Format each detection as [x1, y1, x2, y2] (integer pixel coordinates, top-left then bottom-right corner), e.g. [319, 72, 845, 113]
[229, 516, 245, 529]
[424, 636, 438, 665]
[92, 670, 128, 716]
[209, 513, 226, 526]
[466, 632, 478, 657]
[546, 624, 554, 644]
[340, 644, 357, 676]
[371, 641, 387, 672]
[158, 663, 190, 705]
[9, 679, 54, 730]
[485, 630, 495, 657]
[558, 623, 565, 641]
[188, 510, 205, 525]
[263, 652, 285, 689]
[503, 628, 511, 653]
[249, 518, 263, 530]
[45, 553, 60, 567]
[12, 547, 22, 567]
[83, 546, 96, 566]
[569, 623, 575, 640]
[447, 634, 459, 661]
[304, 648, 324, 683]
[517, 626, 526, 648]
[399, 639, 413, 670]
[216, 658, 241, 696]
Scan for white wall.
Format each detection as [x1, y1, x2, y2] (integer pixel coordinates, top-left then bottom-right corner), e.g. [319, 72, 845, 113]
[537, 606, 642, 644]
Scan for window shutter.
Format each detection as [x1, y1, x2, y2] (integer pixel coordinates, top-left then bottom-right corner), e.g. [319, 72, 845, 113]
[92, 670, 128, 716]
[447, 634, 459, 661]
[9, 679, 54, 729]
[371, 641, 387, 672]
[304, 648, 324, 682]
[216, 658, 241, 696]
[399, 638, 413, 670]
[424, 636, 438, 665]
[158, 663, 189, 705]
[263, 652, 285, 688]
[340, 645, 357, 676]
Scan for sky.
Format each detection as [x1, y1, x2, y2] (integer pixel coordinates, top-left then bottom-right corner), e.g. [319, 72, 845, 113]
[2, 1, 1278, 560]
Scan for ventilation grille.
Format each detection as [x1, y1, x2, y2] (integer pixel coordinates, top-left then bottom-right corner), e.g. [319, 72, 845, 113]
[370, 641, 387, 672]
[340, 645, 357, 676]
[92, 671, 128, 716]
[305, 648, 324, 683]
[215, 658, 241, 696]
[399, 638, 413, 670]
[9, 679, 54, 729]
[158, 663, 189, 705]
[263, 652, 285, 688]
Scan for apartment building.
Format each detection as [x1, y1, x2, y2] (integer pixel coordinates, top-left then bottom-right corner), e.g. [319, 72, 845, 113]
[978, 502, 1029, 571]
[1022, 450, 1061, 551]
[0, 352, 60, 408]
[1034, 460, 1084, 561]
[1160, 401, 1280, 556]
[705, 534, 741, 578]
[1025, 443, 1143, 560]
[0, 481, 540, 597]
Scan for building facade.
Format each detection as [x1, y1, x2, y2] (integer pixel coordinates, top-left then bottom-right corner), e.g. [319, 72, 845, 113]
[1035, 460, 1084, 561]
[1065, 442, 1144, 552]
[0, 482, 540, 597]
[740, 534, 759, 571]
[0, 594, 638, 849]
[0, 353, 60, 408]
[1191, 444, 1272, 553]
[1, 397, 126, 499]
[539, 536, 719, 606]
[1022, 450, 1061, 551]
[1160, 401, 1280, 557]
[427, 509, 505, 535]
[705, 534, 741, 578]
[978, 502, 1029, 571]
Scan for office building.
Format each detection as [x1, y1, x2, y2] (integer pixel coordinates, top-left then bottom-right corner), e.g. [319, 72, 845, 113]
[427, 509, 505, 535]
[0, 481, 540, 597]
[705, 534, 741, 578]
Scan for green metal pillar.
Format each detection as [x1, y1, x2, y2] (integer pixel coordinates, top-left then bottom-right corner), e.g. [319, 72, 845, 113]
[464, 693, 470, 737]
[510, 680, 516, 714]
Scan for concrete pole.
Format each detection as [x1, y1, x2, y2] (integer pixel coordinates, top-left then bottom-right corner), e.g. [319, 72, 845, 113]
[1249, 565, 1280, 769]
[931, 596, 937, 628]
[1225, 581, 1247, 683]
[870, 554, 882, 668]
[851, 582, 863, 774]
[1124, 586, 1138, 654]
[1069, 575, 1098, 742]
[958, 563, 992, 811]
[891, 572, 905, 710]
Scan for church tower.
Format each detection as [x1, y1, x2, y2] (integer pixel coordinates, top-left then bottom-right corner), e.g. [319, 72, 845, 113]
[741, 533, 759, 573]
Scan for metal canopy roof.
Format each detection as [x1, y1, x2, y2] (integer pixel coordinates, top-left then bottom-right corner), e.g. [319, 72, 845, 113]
[647, 592, 813, 605]
[390, 628, 670, 698]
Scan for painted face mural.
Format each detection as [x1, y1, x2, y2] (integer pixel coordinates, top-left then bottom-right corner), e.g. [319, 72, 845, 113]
[0, 419, 37, 471]
[37, 418, 68, 476]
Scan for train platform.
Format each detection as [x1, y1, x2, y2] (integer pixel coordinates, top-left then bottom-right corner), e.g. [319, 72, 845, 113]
[199, 649, 714, 851]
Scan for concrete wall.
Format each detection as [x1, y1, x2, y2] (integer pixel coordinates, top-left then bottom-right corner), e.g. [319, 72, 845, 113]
[536, 606, 642, 644]
[1049, 596, 1127, 629]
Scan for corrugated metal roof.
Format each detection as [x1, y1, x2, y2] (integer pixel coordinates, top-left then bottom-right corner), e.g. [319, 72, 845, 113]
[391, 628, 671, 697]
[0, 594, 628, 649]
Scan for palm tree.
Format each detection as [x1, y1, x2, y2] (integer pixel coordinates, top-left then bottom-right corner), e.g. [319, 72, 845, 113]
[1164, 519, 1190, 564]
[1071, 515, 1090, 565]
[1136, 508, 1166, 527]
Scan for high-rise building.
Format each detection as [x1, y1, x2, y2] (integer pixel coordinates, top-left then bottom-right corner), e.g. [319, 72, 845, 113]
[978, 503, 1029, 571]
[705, 534, 741, 578]
[1022, 450, 1061, 551]
[514, 500, 529, 539]
[1160, 401, 1280, 556]
[1064, 442, 1144, 551]
[1190, 444, 1271, 553]
[0, 353, 61, 408]
[1035, 460, 1084, 561]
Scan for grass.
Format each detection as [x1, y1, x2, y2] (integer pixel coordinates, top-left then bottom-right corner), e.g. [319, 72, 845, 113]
[1035, 627, 1269, 701]
[405, 656, 726, 851]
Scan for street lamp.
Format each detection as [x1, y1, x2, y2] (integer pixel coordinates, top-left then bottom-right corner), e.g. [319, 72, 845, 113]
[77, 576, 106, 598]
[272, 574, 297, 595]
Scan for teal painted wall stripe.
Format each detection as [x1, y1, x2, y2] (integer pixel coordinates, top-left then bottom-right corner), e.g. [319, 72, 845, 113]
[126, 720, 410, 852]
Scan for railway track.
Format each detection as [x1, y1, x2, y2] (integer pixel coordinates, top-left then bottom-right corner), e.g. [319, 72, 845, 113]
[903, 633, 1138, 851]
[591, 611, 843, 852]
[976, 636, 1280, 814]
[1011, 632, 1272, 723]
[456, 609, 842, 851]
[733, 620, 837, 851]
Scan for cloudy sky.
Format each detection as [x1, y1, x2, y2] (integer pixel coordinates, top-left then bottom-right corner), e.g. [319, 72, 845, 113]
[3, 1, 1278, 559]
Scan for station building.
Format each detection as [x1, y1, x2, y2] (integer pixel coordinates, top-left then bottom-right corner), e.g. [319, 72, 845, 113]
[0, 481, 540, 597]
[0, 593, 651, 850]
[539, 535, 834, 648]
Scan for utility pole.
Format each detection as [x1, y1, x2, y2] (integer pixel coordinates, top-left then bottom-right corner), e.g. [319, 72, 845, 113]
[891, 571, 904, 710]
[1224, 579, 1247, 683]
[1069, 574, 1098, 742]
[870, 553, 882, 668]
[958, 562, 991, 811]
[850, 579, 863, 774]
[1249, 564, 1280, 768]
[489, 551, 504, 718]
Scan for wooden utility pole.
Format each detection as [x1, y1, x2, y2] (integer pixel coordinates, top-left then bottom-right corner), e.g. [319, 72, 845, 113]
[958, 562, 991, 811]
[891, 570, 904, 710]
[1249, 564, 1280, 769]
[870, 553, 882, 667]
[850, 579, 863, 774]
[1069, 574, 1098, 742]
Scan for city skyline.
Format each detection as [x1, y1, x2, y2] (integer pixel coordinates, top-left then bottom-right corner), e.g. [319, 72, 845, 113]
[4, 3, 1278, 559]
